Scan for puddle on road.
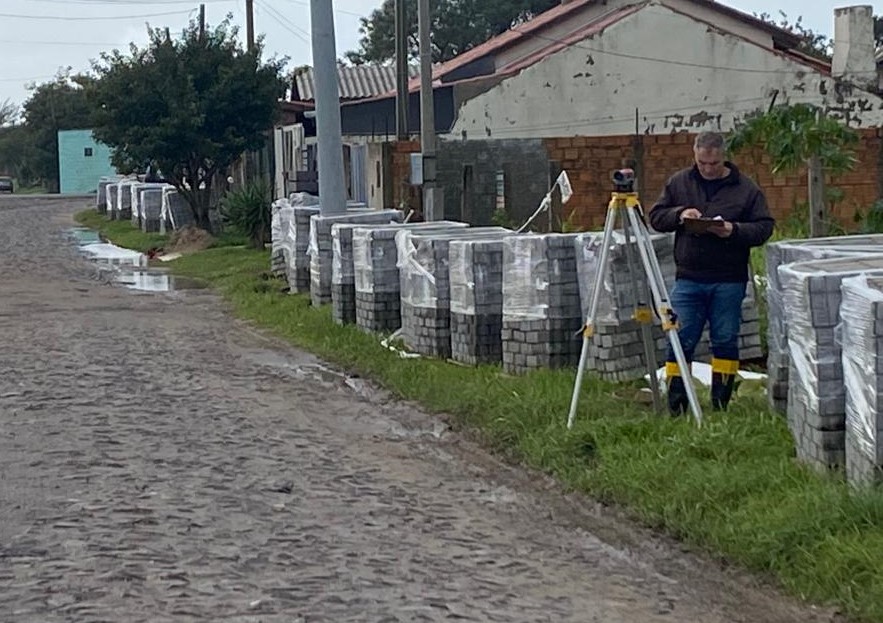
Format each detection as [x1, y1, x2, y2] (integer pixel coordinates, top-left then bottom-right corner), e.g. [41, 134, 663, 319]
[66, 227, 207, 292]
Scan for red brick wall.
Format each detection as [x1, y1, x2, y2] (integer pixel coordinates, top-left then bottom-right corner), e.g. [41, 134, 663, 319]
[545, 129, 882, 231]
[388, 140, 422, 214]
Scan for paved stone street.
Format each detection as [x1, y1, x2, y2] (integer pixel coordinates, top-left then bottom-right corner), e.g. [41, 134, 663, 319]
[0, 197, 840, 622]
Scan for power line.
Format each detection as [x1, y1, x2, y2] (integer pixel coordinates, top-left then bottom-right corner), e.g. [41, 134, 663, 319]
[254, 0, 310, 45]
[0, 9, 192, 20]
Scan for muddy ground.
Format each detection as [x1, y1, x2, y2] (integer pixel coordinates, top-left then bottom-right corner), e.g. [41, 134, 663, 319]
[0, 196, 842, 622]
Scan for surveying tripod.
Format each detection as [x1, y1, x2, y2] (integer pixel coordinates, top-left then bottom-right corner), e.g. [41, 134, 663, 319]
[566, 169, 703, 428]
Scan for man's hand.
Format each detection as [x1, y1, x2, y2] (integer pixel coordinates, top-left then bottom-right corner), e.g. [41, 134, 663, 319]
[707, 221, 734, 238]
[679, 208, 702, 223]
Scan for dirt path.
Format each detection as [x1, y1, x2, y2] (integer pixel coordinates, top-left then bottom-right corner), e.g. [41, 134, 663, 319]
[0, 196, 841, 623]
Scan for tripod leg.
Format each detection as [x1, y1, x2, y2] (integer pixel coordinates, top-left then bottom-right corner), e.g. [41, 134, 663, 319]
[624, 206, 703, 426]
[620, 209, 662, 413]
[567, 204, 618, 430]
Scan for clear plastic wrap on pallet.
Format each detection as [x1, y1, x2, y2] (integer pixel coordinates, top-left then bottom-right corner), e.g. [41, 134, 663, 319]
[270, 198, 292, 252]
[840, 274, 883, 480]
[331, 223, 356, 286]
[352, 227, 379, 294]
[449, 239, 504, 316]
[571, 230, 675, 324]
[397, 227, 511, 309]
[289, 192, 320, 207]
[501, 233, 580, 321]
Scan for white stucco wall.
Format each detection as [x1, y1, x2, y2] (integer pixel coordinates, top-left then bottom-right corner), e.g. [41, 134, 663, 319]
[448, 1, 883, 140]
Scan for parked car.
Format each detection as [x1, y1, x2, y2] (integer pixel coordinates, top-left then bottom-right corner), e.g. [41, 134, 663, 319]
[0, 176, 12, 193]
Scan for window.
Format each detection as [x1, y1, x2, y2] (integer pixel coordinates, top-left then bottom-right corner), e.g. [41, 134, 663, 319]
[84, 147, 93, 157]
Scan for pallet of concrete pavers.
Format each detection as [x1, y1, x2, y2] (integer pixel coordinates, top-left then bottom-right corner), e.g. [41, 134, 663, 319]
[840, 274, 883, 486]
[113, 180, 138, 221]
[160, 187, 194, 233]
[96, 177, 120, 214]
[352, 222, 470, 333]
[139, 188, 165, 233]
[336, 221, 468, 327]
[310, 210, 403, 307]
[449, 238, 506, 366]
[573, 231, 675, 381]
[501, 233, 583, 375]
[778, 255, 883, 470]
[766, 235, 883, 413]
[131, 182, 167, 229]
[105, 184, 119, 219]
[399, 227, 513, 358]
[270, 199, 295, 278]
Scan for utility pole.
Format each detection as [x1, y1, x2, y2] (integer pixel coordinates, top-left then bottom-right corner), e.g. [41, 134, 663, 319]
[310, 0, 347, 216]
[246, 0, 255, 51]
[199, 4, 205, 40]
[395, 0, 409, 140]
[418, 0, 441, 220]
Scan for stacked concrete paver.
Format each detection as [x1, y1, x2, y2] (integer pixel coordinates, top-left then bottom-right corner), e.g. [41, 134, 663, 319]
[160, 188, 194, 233]
[310, 210, 403, 307]
[399, 228, 512, 358]
[450, 239, 506, 366]
[765, 235, 883, 413]
[352, 223, 469, 333]
[778, 256, 883, 470]
[140, 188, 165, 233]
[287, 206, 321, 293]
[501, 233, 582, 375]
[841, 274, 883, 486]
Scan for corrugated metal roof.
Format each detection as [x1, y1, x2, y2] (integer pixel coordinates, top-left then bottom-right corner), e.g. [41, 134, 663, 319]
[292, 64, 419, 102]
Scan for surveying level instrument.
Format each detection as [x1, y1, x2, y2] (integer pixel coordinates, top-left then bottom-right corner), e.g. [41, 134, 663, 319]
[566, 169, 703, 428]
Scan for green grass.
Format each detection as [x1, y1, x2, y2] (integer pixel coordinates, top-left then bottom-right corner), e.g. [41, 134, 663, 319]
[78, 210, 883, 622]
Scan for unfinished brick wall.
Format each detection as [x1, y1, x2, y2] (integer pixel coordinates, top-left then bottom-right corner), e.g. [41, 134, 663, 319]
[545, 129, 883, 231]
[389, 140, 422, 215]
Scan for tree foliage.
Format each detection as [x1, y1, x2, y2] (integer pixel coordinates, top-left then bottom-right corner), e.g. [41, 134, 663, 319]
[346, 0, 559, 64]
[755, 11, 883, 62]
[18, 73, 94, 191]
[0, 99, 18, 127]
[728, 103, 858, 174]
[728, 103, 859, 237]
[87, 16, 285, 230]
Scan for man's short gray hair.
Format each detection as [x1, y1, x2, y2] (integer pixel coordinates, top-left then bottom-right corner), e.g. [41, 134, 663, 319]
[694, 131, 726, 152]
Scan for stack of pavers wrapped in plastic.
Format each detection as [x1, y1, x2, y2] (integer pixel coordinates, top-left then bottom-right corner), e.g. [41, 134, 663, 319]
[501, 233, 583, 375]
[334, 221, 468, 326]
[106, 183, 120, 219]
[131, 182, 168, 230]
[765, 235, 883, 414]
[573, 231, 674, 381]
[113, 179, 137, 221]
[97, 177, 121, 214]
[270, 198, 296, 278]
[160, 187, 194, 233]
[449, 238, 507, 365]
[398, 227, 512, 358]
[778, 253, 883, 471]
[310, 209, 403, 307]
[840, 274, 883, 486]
[139, 186, 167, 232]
[352, 223, 469, 332]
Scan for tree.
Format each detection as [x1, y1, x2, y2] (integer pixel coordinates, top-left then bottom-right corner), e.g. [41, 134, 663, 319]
[755, 11, 883, 62]
[19, 72, 94, 191]
[87, 16, 286, 230]
[346, 0, 559, 64]
[0, 99, 18, 127]
[728, 103, 859, 237]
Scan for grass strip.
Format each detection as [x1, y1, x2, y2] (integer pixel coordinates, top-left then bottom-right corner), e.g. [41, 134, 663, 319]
[76, 210, 883, 622]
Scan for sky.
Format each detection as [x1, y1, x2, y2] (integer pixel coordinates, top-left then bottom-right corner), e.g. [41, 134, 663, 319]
[0, 0, 876, 116]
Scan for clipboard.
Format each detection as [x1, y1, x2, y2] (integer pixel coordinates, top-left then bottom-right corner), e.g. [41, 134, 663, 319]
[682, 217, 723, 234]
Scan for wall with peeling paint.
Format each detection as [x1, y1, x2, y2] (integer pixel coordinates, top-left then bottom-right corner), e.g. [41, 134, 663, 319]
[447, 2, 883, 140]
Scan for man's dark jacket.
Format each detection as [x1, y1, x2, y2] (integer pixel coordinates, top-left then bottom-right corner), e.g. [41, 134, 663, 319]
[649, 162, 774, 283]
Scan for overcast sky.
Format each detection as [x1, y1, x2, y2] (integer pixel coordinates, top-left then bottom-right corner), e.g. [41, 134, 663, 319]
[0, 0, 874, 115]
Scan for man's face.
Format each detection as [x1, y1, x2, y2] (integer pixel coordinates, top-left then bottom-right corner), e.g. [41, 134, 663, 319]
[694, 147, 727, 180]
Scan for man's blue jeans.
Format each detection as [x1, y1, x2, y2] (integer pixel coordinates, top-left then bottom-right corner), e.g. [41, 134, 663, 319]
[666, 279, 746, 371]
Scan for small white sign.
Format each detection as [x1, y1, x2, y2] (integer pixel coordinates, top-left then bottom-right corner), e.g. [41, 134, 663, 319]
[410, 153, 423, 185]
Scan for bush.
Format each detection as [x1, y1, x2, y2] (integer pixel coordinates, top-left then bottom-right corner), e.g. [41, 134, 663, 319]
[220, 179, 272, 249]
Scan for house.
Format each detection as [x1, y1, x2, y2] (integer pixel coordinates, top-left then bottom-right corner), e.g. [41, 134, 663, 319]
[57, 129, 119, 194]
[335, 0, 882, 228]
[274, 64, 419, 202]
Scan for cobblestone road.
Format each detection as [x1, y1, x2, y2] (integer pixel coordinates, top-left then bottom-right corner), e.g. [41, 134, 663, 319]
[0, 197, 841, 622]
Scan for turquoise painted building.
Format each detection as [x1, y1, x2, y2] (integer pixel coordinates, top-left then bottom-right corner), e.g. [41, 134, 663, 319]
[58, 129, 118, 194]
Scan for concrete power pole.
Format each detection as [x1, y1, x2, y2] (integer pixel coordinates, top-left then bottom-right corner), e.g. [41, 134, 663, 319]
[395, 0, 409, 140]
[310, 0, 347, 216]
[418, 0, 441, 220]
[246, 0, 255, 51]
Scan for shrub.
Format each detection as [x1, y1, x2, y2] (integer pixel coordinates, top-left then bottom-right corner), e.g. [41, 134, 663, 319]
[220, 179, 272, 249]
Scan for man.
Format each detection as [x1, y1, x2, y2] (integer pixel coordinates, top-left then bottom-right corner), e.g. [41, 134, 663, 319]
[649, 131, 774, 413]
